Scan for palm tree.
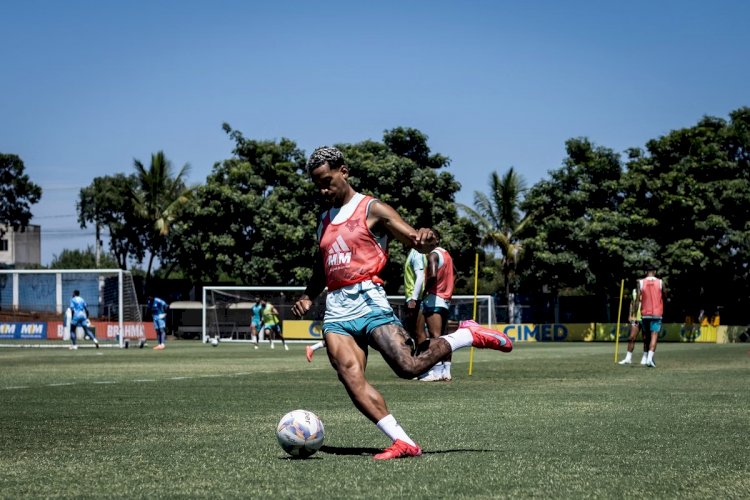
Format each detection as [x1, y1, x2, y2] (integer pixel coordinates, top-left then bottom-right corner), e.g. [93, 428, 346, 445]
[458, 168, 530, 321]
[131, 151, 193, 281]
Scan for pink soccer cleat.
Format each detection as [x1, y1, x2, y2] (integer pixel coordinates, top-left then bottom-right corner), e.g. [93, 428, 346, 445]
[306, 345, 315, 363]
[460, 320, 513, 353]
[373, 439, 423, 460]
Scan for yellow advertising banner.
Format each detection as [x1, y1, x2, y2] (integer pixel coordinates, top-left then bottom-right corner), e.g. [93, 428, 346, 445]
[282, 320, 324, 340]
[491, 323, 721, 343]
[278, 321, 723, 343]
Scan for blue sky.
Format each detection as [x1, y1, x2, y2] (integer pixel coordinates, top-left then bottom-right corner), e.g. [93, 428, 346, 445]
[2, 0, 748, 265]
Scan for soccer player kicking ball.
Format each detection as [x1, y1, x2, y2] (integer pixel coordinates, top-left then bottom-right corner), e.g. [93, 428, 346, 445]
[292, 146, 513, 460]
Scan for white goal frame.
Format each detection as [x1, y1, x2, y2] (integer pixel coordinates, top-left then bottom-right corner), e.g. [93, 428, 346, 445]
[201, 285, 494, 343]
[201, 286, 304, 343]
[0, 268, 144, 348]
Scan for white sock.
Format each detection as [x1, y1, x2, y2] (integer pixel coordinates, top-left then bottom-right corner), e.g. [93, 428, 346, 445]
[641, 353, 648, 362]
[376, 414, 416, 447]
[624, 352, 632, 362]
[312, 341, 325, 352]
[647, 351, 654, 362]
[442, 328, 473, 351]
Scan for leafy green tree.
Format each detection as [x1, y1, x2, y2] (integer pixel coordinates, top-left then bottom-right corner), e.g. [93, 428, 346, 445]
[131, 151, 193, 282]
[622, 107, 750, 319]
[382, 127, 450, 170]
[78, 174, 143, 269]
[518, 108, 750, 322]
[0, 154, 42, 237]
[520, 138, 628, 320]
[50, 246, 119, 269]
[168, 126, 478, 292]
[167, 127, 313, 284]
[459, 168, 530, 312]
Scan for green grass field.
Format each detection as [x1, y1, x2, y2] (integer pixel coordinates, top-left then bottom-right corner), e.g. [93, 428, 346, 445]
[1, 341, 749, 499]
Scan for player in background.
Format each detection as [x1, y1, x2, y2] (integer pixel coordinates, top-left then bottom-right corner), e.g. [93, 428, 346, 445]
[638, 265, 667, 368]
[417, 242, 455, 381]
[68, 289, 99, 350]
[292, 146, 513, 460]
[251, 297, 263, 349]
[148, 295, 169, 350]
[403, 247, 428, 351]
[261, 298, 288, 350]
[618, 287, 648, 365]
[306, 339, 325, 362]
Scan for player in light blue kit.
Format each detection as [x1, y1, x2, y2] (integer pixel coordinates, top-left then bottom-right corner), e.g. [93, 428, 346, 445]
[251, 297, 263, 349]
[68, 289, 99, 350]
[148, 296, 169, 350]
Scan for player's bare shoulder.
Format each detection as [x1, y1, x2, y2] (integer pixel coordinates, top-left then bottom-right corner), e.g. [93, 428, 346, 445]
[366, 197, 390, 217]
[366, 197, 401, 227]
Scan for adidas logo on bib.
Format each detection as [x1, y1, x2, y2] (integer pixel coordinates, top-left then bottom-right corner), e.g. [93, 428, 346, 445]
[327, 235, 352, 266]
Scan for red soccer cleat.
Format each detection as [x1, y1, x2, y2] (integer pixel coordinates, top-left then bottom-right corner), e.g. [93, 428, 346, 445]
[373, 439, 422, 460]
[460, 320, 513, 353]
[306, 345, 315, 363]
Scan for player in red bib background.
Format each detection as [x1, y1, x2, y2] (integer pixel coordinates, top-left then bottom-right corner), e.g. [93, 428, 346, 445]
[637, 265, 667, 368]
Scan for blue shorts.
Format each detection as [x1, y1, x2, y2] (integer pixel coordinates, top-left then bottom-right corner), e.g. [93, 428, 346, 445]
[324, 309, 402, 337]
[422, 306, 448, 317]
[70, 317, 89, 328]
[643, 317, 662, 333]
[153, 317, 166, 330]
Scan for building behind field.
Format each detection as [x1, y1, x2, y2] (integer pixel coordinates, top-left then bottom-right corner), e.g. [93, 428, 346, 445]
[0, 224, 41, 268]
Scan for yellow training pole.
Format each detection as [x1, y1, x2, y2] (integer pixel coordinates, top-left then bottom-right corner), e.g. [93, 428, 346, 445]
[614, 279, 625, 364]
[468, 253, 479, 376]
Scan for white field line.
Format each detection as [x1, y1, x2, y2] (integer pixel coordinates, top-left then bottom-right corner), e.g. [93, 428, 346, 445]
[1, 372, 255, 391]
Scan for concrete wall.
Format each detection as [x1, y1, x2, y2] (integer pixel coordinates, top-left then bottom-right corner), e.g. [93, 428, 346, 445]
[0, 225, 41, 268]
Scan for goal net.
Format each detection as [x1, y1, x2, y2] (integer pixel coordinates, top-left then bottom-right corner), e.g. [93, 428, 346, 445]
[0, 269, 144, 348]
[202, 286, 305, 343]
[388, 295, 497, 329]
[202, 285, 494, 344]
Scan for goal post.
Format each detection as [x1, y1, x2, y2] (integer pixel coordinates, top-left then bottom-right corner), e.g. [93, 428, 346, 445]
[201, 285, 495, 343]
[387, 295, 496, 328]
[0, 269, 145, 348]
[201, 286, 305, 343]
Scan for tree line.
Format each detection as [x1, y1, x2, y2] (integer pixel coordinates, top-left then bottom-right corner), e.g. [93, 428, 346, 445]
[2, 107, 749, 323]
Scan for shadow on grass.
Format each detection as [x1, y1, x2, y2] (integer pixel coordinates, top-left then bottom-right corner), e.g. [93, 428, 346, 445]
[320, 445, 381, 456]
[319, 445, 497, 457]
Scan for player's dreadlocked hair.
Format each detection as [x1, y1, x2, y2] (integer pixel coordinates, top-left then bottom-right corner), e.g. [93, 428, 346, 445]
[306, 146, 346, 174]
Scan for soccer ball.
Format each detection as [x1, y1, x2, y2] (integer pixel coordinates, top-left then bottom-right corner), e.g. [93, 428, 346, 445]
[276, 409, 325, 458]
[210, 337, 219, 347]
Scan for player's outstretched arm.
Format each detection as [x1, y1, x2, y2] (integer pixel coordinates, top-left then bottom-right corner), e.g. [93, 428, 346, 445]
[368, 200, 437, 253]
